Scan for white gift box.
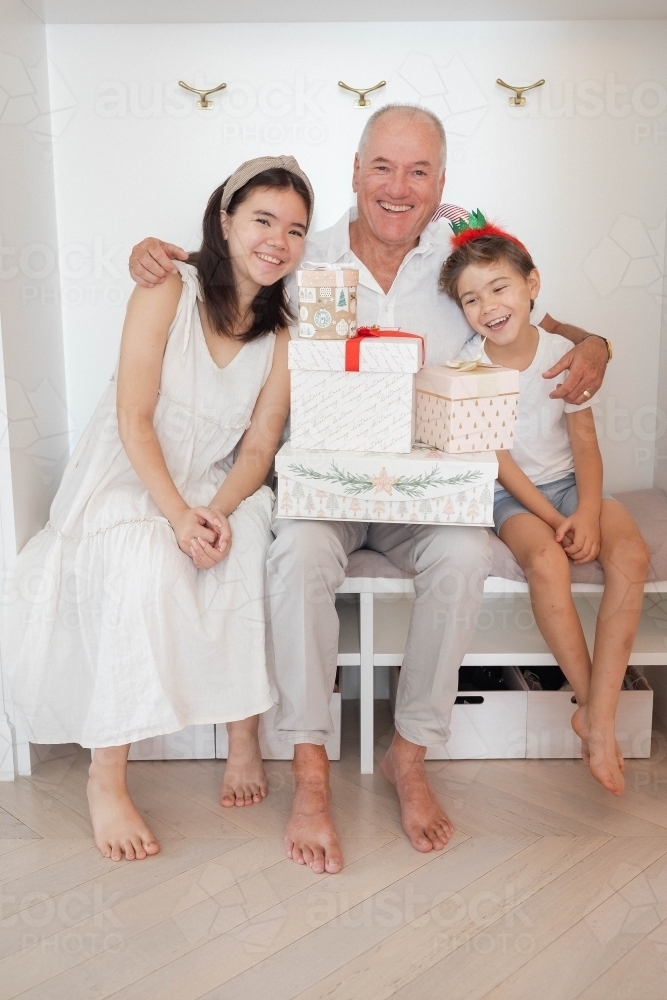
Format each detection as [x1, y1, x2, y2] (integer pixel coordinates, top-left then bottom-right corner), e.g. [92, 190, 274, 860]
[416, 364, 520, 454]
[275, 441, 498, 525]
[288, 335, 423, 373]
[288, 338, 423, 453]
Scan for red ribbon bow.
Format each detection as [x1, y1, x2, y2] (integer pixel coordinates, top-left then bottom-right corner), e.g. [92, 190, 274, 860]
[344, 326, 424, 372]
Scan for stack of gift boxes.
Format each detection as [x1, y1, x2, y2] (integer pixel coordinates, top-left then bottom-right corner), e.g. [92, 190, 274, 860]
[275, 265, 520, 527]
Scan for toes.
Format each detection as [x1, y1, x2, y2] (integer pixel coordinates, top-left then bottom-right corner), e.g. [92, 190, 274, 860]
[325, 855, 343, 874]
[220, 786, 235, 808]
[145, 838, 160, 855]
[234, 786, 246, 806]
[410, 831, 433, 853]
[292, 847, 306, 865]
[110, 843, 123, 862]
[285, 839, 294, 859]
[122, 839, 136, 861]
[302, 846, 315, 867]
[310, 848, 326, 874]
[435, 823, 452, 845]
[426, 828, 445, 851]
[131, 835, 147, 859]
[439, 816, 454, 836]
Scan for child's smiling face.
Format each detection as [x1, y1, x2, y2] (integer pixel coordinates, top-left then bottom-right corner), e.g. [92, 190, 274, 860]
[456, 259, 541, 346]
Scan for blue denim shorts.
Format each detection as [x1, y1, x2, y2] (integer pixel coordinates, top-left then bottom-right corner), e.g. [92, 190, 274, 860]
[493, 472, 613, 534]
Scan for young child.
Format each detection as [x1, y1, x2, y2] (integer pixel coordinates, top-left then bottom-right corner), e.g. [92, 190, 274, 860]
[439, 213, 649, 796]
[5, 156, 313, 860]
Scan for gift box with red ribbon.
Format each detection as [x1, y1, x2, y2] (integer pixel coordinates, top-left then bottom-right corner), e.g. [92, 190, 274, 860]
[288, 328, 424, 453]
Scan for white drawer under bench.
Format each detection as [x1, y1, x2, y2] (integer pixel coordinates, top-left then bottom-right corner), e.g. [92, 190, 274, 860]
[381, 594, 655, 761]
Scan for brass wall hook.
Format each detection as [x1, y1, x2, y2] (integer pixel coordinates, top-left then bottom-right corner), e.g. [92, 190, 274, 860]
[496, 78, 545, 107]
[338, 80, 387, 108]
[178, 80, 227, 109]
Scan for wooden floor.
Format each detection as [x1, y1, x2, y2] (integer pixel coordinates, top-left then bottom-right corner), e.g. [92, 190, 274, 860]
[1, 704, 667, 1000]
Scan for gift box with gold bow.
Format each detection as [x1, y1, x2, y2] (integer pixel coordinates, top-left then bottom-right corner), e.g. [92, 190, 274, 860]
[415, 363, 520, 454]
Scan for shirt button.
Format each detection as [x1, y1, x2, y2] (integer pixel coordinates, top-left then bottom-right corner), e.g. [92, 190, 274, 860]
[384, 306, 389, 312]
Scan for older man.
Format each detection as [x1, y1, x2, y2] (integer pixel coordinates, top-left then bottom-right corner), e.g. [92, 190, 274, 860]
[129, 104, 609, 874]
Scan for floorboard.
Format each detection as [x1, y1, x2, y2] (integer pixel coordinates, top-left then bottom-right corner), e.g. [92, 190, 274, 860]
[0, 702, 665, 1000]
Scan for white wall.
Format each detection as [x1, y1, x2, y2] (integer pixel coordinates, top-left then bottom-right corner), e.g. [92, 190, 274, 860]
[0, 0, 68, 776]
[0, 0, 68, 553]
[44, 19, 667, 493]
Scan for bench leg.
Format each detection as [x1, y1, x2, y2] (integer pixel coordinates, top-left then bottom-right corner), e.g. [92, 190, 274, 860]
[359, 593, 374, 773]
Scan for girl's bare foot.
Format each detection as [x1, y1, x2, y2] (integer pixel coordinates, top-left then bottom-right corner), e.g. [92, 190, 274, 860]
[571, 706, 625, 795]
[87, 754, 159, 862]
[381, 732, 454, 852]
[221, 716, 268, 807]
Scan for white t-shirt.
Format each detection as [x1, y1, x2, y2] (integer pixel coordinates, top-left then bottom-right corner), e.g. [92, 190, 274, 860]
[288, 208, 551, 367]
[474, 328, 596, 488]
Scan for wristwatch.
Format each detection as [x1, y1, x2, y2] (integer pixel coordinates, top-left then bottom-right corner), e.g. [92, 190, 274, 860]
[589, 334, 613, 362]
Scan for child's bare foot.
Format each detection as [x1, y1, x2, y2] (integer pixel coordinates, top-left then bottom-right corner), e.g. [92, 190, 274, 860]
[87, 755, 159, 861]
[571, 706, 625, 795]
[221, 716, 268, 807]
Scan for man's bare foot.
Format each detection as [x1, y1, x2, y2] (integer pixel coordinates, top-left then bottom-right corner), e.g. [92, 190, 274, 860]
[87, 751, 160, 862]
[221, 716, 268, 807]
[572, 706, 625, 795]
[284, 744, 343, 875]
[381, 732, 454, 852]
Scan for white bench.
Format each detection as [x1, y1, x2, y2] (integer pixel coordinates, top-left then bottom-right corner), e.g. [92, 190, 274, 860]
[336, 488, 667, 772]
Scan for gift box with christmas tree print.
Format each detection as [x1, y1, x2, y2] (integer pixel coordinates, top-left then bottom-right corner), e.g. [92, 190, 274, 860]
[296, 264, 359, 340]
[275, 441, 497, 526]
[415, 363, 519, 454]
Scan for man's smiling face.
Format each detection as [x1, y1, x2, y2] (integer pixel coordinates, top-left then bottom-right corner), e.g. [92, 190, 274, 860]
[352, 109, 445, 249]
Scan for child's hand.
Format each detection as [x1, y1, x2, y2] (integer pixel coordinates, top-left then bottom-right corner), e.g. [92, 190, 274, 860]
[170, 506, 232, 567]
[554, 508, 600, 564]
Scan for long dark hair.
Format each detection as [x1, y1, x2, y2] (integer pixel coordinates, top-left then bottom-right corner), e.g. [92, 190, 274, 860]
[189, 168, 311, 342]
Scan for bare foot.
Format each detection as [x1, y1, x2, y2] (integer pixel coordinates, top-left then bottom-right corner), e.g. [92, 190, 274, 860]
[87, 754, 160, 862]
[381, 732, 454, 852]
[572, 706, 625, 795]
[221, 716, 268, 807]
[284, 744, 343, 875]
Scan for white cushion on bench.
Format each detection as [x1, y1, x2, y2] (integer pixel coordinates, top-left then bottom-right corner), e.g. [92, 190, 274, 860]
[344, 488, 667, 585]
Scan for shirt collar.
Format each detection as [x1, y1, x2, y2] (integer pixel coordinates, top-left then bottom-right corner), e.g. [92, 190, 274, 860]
[324, 206, 439, 266]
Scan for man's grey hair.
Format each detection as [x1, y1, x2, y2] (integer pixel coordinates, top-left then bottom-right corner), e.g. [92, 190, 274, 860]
[357, 103, 447, 171]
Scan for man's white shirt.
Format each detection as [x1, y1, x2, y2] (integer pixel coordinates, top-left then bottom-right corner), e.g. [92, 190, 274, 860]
[286, 207, 550, 367]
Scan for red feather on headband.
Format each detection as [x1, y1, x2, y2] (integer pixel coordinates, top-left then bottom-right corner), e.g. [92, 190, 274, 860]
[449, 209, 529, 255]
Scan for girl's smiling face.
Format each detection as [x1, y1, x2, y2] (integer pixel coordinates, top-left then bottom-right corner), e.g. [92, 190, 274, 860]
[457, 259, 541, 346]
[221, 186, 308, 291]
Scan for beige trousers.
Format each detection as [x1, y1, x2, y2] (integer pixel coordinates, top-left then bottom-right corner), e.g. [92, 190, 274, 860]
[266, 515, 492, 748]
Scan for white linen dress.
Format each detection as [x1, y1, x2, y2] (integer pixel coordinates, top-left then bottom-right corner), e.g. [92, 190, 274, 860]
[5, 262, 276, 747]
